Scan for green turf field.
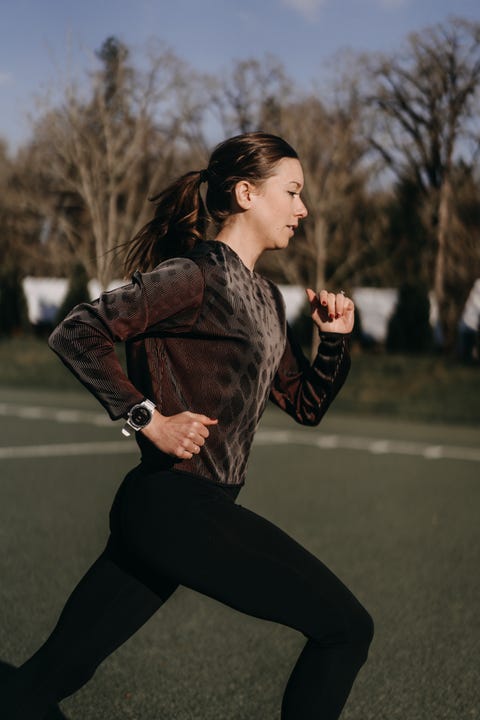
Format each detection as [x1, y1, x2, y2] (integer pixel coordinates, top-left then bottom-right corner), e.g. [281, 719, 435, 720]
[0, 387, 479, 719]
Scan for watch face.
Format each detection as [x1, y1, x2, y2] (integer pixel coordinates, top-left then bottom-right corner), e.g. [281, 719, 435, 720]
[131, 405, 151, 427]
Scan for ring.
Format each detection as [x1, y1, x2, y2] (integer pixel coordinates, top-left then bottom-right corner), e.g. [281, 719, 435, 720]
[340, 290, 345, 295]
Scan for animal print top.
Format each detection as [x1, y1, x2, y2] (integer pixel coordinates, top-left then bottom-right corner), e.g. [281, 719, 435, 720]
[49, 241, 350, 486]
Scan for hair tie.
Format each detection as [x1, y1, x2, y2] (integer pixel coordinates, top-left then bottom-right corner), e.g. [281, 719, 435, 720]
[199, 168, 209, 184]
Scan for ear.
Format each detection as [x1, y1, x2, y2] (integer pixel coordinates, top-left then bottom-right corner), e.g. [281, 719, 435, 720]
[233, 180, 256, 211]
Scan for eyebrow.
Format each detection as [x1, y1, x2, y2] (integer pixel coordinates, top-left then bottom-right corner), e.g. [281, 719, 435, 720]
[288, 181, 303, 189]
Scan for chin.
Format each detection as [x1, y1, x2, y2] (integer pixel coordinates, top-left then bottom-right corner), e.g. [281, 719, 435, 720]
[264, 236, 290, 253]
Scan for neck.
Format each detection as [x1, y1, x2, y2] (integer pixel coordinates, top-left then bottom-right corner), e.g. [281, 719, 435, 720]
[215, 218, 264, 271]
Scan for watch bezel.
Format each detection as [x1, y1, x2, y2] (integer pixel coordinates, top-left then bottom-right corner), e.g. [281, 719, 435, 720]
[122, 399, 156, 436]
[130, 405, 152, 428]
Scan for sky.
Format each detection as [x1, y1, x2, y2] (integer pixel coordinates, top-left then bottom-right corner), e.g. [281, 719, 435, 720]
[1, 0, 480, 152]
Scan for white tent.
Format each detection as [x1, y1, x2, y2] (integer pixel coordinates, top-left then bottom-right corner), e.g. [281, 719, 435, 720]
[22, 277, 124, 324]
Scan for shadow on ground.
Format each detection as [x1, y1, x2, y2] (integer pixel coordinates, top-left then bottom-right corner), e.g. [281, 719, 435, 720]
[0, 660, 70, 719]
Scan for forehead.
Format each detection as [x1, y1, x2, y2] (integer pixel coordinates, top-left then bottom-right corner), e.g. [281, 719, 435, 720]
[270, 157, 304, 185]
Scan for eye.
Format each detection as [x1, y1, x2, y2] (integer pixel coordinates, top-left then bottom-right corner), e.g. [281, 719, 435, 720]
[288, 191, 299, 198]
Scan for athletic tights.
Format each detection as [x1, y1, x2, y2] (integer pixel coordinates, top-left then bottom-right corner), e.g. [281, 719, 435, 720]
[4, 465, 374, 719]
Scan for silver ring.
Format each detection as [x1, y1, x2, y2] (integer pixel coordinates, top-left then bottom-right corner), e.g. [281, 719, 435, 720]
[339, 290, 345, 295]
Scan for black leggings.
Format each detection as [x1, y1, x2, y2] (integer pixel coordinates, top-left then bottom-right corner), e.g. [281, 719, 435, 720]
[5, 466, 373, 719]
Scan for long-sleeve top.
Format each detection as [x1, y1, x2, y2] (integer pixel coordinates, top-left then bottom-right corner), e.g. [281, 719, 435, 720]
[49, 240, 350, 486]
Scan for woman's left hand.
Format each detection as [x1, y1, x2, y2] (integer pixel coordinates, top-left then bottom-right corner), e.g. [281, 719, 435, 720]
[306, 288, 355, 334]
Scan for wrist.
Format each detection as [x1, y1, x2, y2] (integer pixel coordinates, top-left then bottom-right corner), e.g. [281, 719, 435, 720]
[140, 409, 167, 435]
[319, 330, 348, 339]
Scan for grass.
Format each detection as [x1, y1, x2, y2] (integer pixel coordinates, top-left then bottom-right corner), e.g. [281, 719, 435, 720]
[0, 335, 127, 390]
[0, 335, 479, 425]
[334, 349, 480, 425]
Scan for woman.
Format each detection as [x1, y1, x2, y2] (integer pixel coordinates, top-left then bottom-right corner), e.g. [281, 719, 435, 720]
[5, 132, 373, 719]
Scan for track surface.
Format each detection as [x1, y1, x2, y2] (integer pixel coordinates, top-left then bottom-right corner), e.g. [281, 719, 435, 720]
[0, 387, 479, 720]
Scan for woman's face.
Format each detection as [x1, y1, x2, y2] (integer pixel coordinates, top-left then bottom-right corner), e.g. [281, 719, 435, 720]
[248, 157, 308, 251]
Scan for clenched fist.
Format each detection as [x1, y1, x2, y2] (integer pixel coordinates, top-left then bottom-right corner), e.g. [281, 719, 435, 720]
[306, 288, 355, 335]
[141, 410, 218, 460]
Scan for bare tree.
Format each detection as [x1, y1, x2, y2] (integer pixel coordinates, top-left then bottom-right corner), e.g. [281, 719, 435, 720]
[211, 57, 375, 294]
[367, 17, 480, 350]
[28, 37, 211, 287]
[277, 91, 373, 292]
[211, 57, 292, 137]
[0, 140, 48, 276]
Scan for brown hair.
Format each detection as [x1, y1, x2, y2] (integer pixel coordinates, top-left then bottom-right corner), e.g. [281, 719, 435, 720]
[124, 132, 298, 276]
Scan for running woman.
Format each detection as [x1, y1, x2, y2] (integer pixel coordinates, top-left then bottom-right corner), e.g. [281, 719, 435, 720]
[4, 132, 373, 720]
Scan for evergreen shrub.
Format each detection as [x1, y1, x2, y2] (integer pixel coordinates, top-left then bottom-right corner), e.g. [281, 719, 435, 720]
[55, 263, 91, 324]
[386, 282, 433, 353]
[0, 266, 29, 337]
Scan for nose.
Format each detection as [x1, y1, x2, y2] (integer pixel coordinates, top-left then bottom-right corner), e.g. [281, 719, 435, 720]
[296, 198, 308, 219]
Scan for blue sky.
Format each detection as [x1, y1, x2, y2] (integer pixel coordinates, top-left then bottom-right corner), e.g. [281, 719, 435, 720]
[1, 0, 480, 151]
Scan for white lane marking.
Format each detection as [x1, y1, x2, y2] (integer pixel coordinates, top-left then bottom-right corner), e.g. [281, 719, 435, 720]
[0, 403, 110, 426]
[255, 430, 480, 463]
[0, 430, 478, 462]
[0, 441, 137, 459]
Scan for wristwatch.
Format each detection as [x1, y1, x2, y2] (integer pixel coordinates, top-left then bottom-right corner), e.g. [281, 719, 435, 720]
[122, 399, 156, 437]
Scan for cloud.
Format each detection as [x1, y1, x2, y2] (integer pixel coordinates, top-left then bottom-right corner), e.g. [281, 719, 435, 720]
[0, 71, 13, 86]
[282, 0, 328, 21]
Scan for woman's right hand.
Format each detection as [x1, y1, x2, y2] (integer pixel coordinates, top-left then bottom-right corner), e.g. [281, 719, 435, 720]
[140, 410, 218, 459]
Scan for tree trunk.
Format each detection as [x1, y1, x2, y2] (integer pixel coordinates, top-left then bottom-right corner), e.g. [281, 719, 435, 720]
[434, 175, 453, 352]
[309, 214, 328, 359]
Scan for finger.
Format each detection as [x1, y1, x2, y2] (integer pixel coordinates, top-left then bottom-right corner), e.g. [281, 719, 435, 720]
[335, 293, 345, 317]
[187, 430, 206, 446]
[345, 297, 355, 313]
[191, 414, 218, 426]
[182, 438, 201, 454]
[319, 289, 329, 307]
[175, 445, 193, 460]
[305, 288, 317, 305]
[306, 288, 322, 317]
[327, 292, 336, 320]
[192, 422, 210, 439]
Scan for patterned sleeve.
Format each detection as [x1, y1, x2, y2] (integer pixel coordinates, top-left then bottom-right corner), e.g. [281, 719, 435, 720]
[48, 258, 205, 420]
[269, 324, 351, 425]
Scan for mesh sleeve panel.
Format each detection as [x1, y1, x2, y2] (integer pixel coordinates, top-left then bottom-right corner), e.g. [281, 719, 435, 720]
[269, 325, 350, 426]
[48, 258, 205, 420]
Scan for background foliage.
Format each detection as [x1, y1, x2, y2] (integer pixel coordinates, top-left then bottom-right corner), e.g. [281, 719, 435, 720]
[1, 20, 480, 356]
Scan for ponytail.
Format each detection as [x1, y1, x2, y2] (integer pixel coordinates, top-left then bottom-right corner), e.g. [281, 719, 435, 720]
[124, 132, 299, 277]
[123, 170, 207, 277]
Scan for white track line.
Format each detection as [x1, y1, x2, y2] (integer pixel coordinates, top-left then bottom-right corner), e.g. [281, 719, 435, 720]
[0, 441, 136, 460]
[255, 430, 480, 463]
[0, 429, 479, 463]
[0, 403, 110, 426]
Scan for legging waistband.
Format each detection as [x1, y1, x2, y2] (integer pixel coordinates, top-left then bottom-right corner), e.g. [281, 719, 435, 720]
[132, 463, 243, 502]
